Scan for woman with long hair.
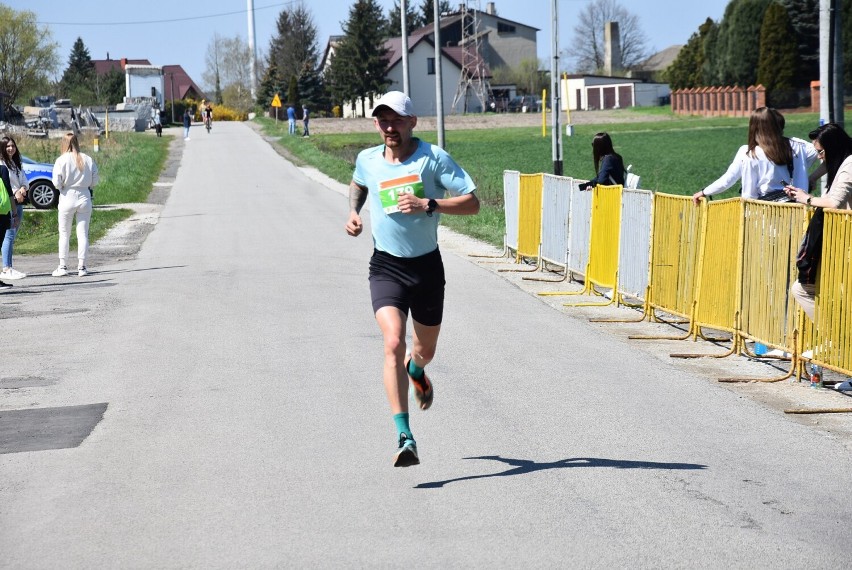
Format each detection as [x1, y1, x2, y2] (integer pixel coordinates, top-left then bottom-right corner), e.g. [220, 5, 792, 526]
[578, 132, 625, 190]
[51, 132, 99, 277]
[693, 107, 819, 204]
[785, 122, 852, 391]
[0, 135, 28, 280]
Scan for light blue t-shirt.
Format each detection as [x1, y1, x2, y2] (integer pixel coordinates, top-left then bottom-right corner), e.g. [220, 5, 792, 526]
[353, 139, 476, 258]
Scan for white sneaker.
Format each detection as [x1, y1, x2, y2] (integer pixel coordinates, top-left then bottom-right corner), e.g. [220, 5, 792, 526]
[52, 266, 69, 277]
[0, 268, 25, 280]
[78, 267, 88, 277]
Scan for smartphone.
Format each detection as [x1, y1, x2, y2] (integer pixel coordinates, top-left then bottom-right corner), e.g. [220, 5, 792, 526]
[780, 179, 789, 186]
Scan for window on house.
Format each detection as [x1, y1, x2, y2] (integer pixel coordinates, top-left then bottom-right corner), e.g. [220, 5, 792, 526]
[427, 58, 435, 75]
[497, 22, 516, 34]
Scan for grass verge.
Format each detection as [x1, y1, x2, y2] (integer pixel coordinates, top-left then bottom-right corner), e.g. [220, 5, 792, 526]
[261, 112, 821, 247]
[13, 132, 170, 255]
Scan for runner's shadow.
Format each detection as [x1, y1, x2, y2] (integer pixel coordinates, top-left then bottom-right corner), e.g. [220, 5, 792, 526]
[416, 456, 707, 489]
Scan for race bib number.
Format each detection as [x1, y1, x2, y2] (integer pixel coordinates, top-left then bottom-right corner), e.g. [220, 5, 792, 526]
[379, 174, 425, 214]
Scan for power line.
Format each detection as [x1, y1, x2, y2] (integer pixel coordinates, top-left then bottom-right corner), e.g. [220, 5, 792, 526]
[37, 1, 292, 27]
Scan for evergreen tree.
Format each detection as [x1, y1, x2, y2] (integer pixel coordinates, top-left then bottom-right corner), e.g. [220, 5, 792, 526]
[843, 0, 852, 87]
[267, 3, 319, 89]
[60, 37, 96, 103]
[287, 74, 299, 112]
[256, 62, 282, 107]
[94, 68, 126, 106]
[757, 2, 798, 106]
[420, 0, 451, 26]
[779, 0, 819, 87]
[328, 0, 390, 116]
[714, 0, 772, 86]
[705, 0, 739, 85]
[297, 60, 326, 112]
[664, 18, 717, 89]
[388, 0, 422, 38]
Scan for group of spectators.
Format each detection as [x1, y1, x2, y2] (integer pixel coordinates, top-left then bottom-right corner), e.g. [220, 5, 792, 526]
[580, 107, 851, 389]
[0, 132, 99, 288]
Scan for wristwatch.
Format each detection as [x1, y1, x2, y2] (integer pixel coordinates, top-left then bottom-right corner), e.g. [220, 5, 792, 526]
[426, 198, 438, 217]
[806, 195, 813, 206]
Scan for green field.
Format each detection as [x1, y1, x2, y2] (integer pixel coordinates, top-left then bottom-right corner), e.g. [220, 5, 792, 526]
[262, 111, 821, 245]
[14, 132, 170, 255]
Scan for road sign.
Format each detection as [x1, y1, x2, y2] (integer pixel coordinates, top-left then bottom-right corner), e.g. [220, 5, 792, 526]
[271, 93, 282, 108]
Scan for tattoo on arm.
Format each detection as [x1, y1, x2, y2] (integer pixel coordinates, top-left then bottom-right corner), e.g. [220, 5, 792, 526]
[349, 183, 367, 213]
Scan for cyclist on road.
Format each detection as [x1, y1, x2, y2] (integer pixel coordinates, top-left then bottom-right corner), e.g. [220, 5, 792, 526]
[344, 91, 480, 467]
[203, 102, 213, 132]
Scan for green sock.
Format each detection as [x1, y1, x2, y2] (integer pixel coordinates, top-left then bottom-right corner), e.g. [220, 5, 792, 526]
[393, 412, 413, 440]
[407, 358, 424, 380]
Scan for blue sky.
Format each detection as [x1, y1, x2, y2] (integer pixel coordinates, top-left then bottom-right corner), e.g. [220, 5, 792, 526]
[23, 0, 730, 90]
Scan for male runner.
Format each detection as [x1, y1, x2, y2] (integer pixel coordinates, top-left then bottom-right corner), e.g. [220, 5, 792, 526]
[345, 91, 479, 467]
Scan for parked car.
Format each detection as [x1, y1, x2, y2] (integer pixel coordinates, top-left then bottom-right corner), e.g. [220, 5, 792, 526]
[21, 155, 58, 209]
[507, 95, 538, 113]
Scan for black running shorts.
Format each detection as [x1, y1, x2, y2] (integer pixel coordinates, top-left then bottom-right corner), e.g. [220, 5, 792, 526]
[369, 247, 446, 326]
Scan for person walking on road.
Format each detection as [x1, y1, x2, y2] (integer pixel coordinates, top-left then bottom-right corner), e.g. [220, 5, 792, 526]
[183, 108, 192, 140]
[51, 132, 99, 278]
[344, 91, 480, 467]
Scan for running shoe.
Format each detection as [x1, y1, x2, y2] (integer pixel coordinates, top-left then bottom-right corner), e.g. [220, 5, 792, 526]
[52, 266, 69, 277]
[0, 281, 11, 289]
[835, 380, 852, 392]
[393, 433, 419, 467]
[405, 356, 434, 410]
[78, 267, 88, 277]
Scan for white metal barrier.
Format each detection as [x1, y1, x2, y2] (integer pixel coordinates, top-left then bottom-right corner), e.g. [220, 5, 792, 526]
[566, 180, 593, 279]
[617, 189, 654, 300]
[539, 174, 573, 270]
[503, 170, 520, 255]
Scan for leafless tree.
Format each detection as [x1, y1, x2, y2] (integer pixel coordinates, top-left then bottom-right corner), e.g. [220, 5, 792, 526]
[564, 0, 650, 74]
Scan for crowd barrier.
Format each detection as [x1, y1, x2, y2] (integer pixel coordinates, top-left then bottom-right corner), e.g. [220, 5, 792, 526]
[495, 171, 852, 407]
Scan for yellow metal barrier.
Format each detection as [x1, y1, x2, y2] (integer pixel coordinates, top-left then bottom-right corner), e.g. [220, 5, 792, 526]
[629, 193, 700, 339]
[516, 173, 543, 262]
[800, 208, 852, 379]
[671, 198, 743, 356]
[539, 184, 621, 306]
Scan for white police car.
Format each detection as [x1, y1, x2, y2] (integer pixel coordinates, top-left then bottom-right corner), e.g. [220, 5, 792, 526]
[21, 155, 58, 209]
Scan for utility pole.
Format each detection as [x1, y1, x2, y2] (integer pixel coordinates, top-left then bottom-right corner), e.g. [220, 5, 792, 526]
[401, 0, 410, 95]
[434, 2, 445, 148]
[247, 0, 258, 101]
[551, 0, 563, 175]
[820, 0, 844, 127]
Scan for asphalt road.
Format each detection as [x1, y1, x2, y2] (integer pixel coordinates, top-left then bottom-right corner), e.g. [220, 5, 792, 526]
[1, 122, 851, 568]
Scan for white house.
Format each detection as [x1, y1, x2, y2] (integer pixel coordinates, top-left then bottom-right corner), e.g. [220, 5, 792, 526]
[562, 74, 670, 111]
[123, 64, 165, 108]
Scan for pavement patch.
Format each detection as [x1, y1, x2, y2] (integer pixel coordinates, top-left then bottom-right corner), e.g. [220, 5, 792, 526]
[0, 403, 108, 454]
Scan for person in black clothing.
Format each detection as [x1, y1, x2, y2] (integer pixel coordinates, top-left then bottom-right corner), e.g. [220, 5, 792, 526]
[578, 132, 625, 190]
[0, 163, 14, 289]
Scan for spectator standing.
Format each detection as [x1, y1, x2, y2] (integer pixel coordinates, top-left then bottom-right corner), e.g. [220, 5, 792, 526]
[183, 108, 192, 140]
[345, 91, 480, 467]
[694, 107, 819, 204]
[0, 157, 14, 289]
[153, 110, 162, 137]
[51, 133, 99, 278]
[785, 123, 852, 391]
[287, 104, 296, 135]
[578, 132, 625, 190]
[302, 105, 310, 137]
[0, 136, 28, 280]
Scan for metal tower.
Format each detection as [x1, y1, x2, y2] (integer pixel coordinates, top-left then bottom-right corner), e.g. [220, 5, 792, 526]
[451, 1, 492, 113]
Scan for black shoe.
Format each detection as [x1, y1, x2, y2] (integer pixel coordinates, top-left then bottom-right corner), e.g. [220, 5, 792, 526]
[0, 281, 11, 288]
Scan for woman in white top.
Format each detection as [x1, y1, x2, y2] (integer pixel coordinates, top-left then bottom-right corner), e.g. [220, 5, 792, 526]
[693, 107, 819, 204]
[51, 132, 99, 277]
[0, 135, 28, 280]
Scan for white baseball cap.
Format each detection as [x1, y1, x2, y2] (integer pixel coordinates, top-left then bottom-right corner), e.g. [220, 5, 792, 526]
[372, 91, 414, 117]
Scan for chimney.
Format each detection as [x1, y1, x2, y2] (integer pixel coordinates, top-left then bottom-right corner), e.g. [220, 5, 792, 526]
[121, 57, 127, 70]
[604, 21, 622, 76]
[486, 2, 496, 14]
